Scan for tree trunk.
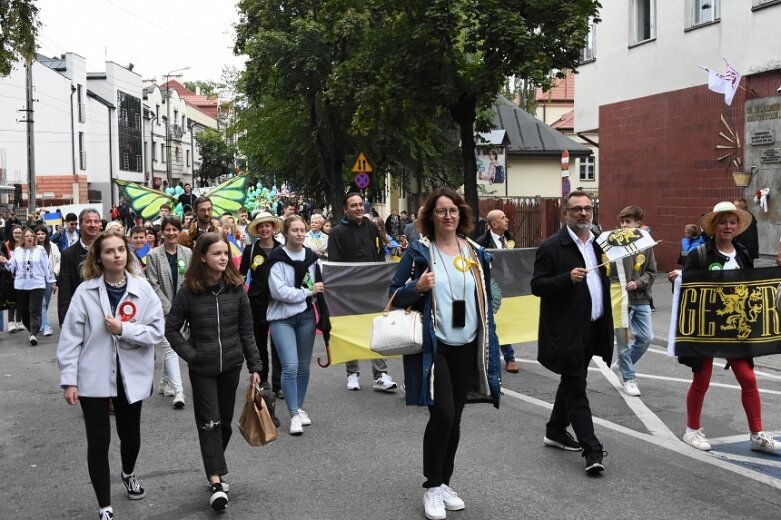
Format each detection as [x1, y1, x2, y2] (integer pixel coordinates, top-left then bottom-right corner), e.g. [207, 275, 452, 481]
[451, 95, 479, 232]
[329, 160, 345, 221]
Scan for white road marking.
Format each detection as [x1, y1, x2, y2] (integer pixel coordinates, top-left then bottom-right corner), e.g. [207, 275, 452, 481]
[634, 373, 781, 396]
[646, 346, 781, 382]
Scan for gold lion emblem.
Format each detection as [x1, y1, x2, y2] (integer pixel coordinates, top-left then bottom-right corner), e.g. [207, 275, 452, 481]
[607, 228, 641, 246]
[716, 285, 763, 340]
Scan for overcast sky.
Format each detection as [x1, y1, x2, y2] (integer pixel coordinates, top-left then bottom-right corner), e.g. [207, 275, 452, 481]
[35, 0, 246, 83]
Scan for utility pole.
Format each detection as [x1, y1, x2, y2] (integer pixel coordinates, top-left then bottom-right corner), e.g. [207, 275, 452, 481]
[25, 59, 36, 218]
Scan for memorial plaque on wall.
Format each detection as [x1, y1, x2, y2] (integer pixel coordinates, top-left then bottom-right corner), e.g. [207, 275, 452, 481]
[751, 130, 775, 146]
[744, 96, 781, 257]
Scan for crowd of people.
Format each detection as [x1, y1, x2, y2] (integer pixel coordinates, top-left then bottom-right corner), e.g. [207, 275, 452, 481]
[0, 188, 776, 519]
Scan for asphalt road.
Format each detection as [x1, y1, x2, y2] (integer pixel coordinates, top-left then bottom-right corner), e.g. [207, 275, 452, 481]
[1, 289, 780, 520]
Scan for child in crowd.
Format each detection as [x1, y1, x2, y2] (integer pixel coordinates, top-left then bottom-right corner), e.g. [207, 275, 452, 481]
[679, 223, 706, 264]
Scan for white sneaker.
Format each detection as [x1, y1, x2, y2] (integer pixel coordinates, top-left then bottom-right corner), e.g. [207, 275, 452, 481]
[41, 327, 53, 336]
[682, 428, 711, 451]
[289, 413, 303, 435]
[8, 321, 18, 333]
[173, 390, 185, 409]
[750, 431, 778, 453]
[158, 378, 170, 395]
[623, 380, 641, 397]
[298, 409, 312, 426]
[373, 372, 398, 392]
[423, 486, 446, 520]
[440, 484, 465, 511]
[346, 373, 360, 391]
[29, 335, 37, 346]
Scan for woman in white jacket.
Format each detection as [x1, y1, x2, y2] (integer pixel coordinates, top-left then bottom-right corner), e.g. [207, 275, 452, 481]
[35, 224, 60, 336]
[0, 227, 56, 345]
[57, 231, 165, 520]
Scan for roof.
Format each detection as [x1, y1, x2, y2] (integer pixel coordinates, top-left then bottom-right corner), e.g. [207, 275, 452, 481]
[536, 72, 575, 102]
[550, 110, 575, 131]
[491, 96, 590, 157]
[161, 79, 219, 118]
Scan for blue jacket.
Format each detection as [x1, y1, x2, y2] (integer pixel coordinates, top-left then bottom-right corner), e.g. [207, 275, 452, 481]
[389, 237, 501, 408]
[52, 228, 78, 252]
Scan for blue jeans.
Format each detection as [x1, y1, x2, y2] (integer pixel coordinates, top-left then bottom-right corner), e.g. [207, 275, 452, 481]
[615, 304, 653, 381]
[40, 282, 52, 333]
[270, 308, 316, 416]
[500, 344, 515, 362]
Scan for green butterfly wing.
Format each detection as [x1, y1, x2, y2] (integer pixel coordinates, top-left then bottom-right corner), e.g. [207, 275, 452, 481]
[114, 180, 177, 220]
[204, 174, 250, 217]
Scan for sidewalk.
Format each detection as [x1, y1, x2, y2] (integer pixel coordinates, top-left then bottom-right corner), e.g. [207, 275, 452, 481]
[647, 273, 781, 373]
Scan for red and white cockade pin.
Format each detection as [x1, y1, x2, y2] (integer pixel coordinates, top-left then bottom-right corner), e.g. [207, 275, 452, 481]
[119, 301, 137, 322]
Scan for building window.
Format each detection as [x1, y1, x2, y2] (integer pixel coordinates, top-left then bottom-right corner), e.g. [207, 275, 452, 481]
[136, 155, 142, 172]
[161, 144, 166, 163]
[580, 17, 596, 62]
[687, 0, 720, 28]
[753, 0, 781, 9]
[77, 84, 84, 123]
[630, 0, 656, 45]
[156, 104, 160, 124]
[186, 149, 190, 167]
[78, 132, 86, 170]
[117, 90, 142, 172]
[175, 147, 181, 163]
[123, 153, 130, 171]
[579, 156, 595, 182]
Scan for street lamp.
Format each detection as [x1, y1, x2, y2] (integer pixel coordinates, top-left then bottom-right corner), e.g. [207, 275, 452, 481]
[164, 66, 190, 188]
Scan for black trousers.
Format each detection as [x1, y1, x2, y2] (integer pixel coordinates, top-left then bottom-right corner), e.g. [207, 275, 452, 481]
[189, 366, 242, 478]
[251, 305, 281, 392]
[423, 340, 476, 488]
[16, 288, 44, 334]
[79, 371, 143, 508]
[546, 320, 602, 452]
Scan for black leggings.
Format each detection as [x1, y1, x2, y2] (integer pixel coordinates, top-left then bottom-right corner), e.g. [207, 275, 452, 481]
[79, 372, 142, 508]
[423, 340, 476, 488]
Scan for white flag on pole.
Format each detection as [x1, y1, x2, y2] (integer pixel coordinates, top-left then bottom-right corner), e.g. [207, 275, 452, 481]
[596, 227, 659, 264]
[705, 58, 742, 105]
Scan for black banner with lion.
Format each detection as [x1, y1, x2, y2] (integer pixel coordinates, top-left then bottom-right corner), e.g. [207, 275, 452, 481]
[675, 267, 781, 359]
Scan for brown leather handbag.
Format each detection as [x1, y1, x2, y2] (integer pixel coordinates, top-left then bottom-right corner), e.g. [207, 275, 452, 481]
[238, 383, 278, 446]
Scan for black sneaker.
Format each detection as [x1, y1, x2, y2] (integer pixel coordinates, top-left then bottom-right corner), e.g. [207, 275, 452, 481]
[583, 449, 607, 475]
[544, 431, 582, 451]
[210, 483, 228, 511]
[121, 472, 146, 499]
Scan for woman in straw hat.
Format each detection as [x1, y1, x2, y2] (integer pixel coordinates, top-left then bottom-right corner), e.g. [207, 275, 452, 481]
[677, 201, 777, 454]
[239, 212, 284, 398]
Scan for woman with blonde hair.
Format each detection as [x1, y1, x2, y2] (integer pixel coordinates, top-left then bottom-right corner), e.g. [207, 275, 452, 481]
[57, 231, 165, 520]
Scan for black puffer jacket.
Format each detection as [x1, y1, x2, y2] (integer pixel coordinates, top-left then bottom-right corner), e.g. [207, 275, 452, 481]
[165, 282, 262, 376]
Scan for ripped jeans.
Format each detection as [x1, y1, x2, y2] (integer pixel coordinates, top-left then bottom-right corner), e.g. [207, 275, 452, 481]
[189, 366, 242, 478]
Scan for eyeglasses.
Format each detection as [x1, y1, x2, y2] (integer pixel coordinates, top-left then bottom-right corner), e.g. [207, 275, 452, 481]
[566, 206, 594, 214]
[434, 208, 460, 218]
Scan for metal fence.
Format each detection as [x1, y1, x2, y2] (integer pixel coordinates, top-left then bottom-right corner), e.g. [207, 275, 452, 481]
[478, 196, 601, 247]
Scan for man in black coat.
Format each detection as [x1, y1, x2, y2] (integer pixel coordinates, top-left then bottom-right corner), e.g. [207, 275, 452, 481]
[58, 208, 102, 325]
[530, 191, 613, 475]
[328, 192, 397, 393]
[476, 209, 519, 373]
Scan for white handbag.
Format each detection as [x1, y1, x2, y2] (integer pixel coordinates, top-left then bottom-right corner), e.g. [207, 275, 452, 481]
[370, 290, 424, 356]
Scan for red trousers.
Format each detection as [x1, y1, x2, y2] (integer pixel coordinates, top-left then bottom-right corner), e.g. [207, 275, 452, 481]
[686, 357, 762, 432]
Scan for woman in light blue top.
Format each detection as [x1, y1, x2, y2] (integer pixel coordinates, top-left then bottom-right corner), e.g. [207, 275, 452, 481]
[267, 215, 325, 436]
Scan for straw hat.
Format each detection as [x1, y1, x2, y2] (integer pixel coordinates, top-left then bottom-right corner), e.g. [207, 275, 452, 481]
[247, 211, 281, 236]
[699, 201, 751, 237]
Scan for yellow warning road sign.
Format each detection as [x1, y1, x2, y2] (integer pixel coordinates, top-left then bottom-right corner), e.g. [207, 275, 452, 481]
[351, 152, 373, 173]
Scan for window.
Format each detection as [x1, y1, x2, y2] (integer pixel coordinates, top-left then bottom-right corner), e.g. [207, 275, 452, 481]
[581, 17, 596, 62]
[78, 132, 86, 170]
[117, 90, 142, 171]
[175, 147, 181, 163]
[136, 155, 142, 172]
[753, 0, 780, 8]
[77, 85, 84, 123]
[630, 0, 656, 45]
[155, 105, 160, 124]
[161, 144, 166, 163]
[135, 112, 141, 130]
[579, 156, 595, 182]
[123, 153, 130, 171]
[687, 0, 720, 28]
[186, 149, 190, 167]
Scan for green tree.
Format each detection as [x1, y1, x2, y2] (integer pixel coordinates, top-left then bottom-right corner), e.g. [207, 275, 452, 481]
[234, 0, 463, 219]
[346, 0, 600, 221]
[0, 0, 41, 76]
[183, 80, 222, 99]
[195, 128, 234, 180]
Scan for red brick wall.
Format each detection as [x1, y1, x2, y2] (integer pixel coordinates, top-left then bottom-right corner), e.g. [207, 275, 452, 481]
[19, 175, 89, 207]
[598, 69, 781, 270]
